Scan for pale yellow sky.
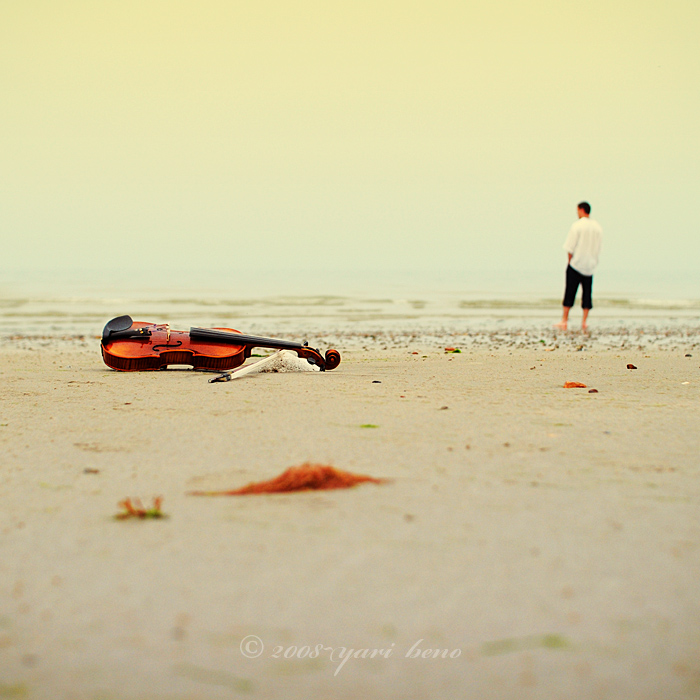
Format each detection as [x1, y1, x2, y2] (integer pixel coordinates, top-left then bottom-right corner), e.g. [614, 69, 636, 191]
[1, 1, 698, 275]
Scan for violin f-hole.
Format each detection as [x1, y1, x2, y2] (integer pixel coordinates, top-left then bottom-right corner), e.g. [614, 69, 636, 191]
[152, 341, 183, 352]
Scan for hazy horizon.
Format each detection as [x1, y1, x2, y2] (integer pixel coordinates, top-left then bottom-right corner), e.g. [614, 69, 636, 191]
[2, 1, 699, 281]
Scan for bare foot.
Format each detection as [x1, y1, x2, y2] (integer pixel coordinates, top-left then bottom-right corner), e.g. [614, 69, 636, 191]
[581, 324, 589, 333]
[553, 322, 568, 330]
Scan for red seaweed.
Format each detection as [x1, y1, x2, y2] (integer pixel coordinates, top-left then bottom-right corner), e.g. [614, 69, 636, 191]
[188, 463, 385, 496]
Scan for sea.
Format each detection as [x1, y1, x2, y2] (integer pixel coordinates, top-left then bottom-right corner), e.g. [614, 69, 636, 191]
[1, 267, 698, 351]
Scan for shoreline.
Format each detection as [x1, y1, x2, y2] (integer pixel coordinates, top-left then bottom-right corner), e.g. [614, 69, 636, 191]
[1, 322, 698, 354]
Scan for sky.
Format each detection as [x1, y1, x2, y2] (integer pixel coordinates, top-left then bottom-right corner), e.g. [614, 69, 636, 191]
[1, 0, 699, 279]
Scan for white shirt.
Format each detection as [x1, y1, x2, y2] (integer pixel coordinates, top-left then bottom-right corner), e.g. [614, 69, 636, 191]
[564, 216, 602, 276]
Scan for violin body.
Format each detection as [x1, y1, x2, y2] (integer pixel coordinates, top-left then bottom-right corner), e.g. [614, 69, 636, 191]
[101, 316, 341, 372]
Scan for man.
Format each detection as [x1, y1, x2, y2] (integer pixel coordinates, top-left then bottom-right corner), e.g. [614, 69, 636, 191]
[556, 201, 602, 331]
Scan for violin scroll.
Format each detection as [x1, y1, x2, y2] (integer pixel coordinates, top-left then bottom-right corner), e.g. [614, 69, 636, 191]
[289, 346, 340, 371]
[324, 349, 341, 371]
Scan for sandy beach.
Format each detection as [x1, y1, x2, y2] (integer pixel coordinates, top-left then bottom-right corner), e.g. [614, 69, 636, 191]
[1, 336, 699, 699]
[4, 0, 700, 695]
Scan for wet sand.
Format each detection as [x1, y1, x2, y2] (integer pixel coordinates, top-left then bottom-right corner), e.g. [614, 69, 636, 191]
[1, 339, 699, 699]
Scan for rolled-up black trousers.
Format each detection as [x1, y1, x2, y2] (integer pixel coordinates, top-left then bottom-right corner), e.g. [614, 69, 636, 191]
[563, 265, 593, 309]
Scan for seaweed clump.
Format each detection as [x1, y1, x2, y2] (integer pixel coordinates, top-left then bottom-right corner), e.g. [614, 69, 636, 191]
[189, 463, 385, 496]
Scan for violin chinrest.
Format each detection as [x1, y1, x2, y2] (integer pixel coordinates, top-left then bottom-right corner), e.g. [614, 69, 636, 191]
[102, 315, 134, 340]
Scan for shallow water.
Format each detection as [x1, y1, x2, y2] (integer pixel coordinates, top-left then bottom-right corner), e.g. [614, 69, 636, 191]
[1, 267, 698, 341]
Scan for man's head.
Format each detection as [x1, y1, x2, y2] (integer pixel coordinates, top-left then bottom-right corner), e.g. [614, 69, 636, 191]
[577, 201, 591, 218]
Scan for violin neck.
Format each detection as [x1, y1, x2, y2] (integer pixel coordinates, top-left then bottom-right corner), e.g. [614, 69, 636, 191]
[189, 327, 304, 352]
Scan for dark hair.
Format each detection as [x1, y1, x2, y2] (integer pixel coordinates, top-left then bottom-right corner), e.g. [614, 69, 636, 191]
[578, 201, 591, 215]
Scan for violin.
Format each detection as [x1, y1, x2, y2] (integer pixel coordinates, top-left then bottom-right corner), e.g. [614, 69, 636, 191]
[100, 315, 341, 372]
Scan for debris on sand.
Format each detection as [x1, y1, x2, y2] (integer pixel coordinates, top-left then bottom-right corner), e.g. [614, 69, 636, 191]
[115, 497, 166, 520]
[188, 463, 385, 496]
